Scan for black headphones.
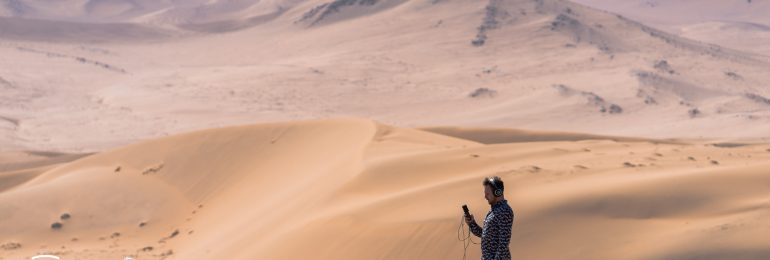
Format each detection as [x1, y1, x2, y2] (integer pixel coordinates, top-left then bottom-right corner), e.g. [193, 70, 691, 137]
[488, 177, 503, 197]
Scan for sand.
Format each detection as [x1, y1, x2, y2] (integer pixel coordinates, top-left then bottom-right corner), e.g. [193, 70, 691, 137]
[2, 0, 770, 259]
[1, 118, 769, 259]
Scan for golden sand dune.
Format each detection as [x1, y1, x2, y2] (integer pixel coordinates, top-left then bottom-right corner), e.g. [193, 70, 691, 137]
[2, 118, 769, 259]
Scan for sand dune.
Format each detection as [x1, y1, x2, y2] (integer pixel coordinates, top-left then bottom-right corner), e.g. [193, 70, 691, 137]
[2, 2, 770, 258]
[0, 151, 89, 193]
[1, 118, 769, 259]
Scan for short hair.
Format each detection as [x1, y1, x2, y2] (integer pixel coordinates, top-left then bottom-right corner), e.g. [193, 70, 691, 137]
[482, 176, 504, 191]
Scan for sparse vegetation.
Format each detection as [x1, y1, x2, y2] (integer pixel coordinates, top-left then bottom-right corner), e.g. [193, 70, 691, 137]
[472, 0, 505, 46]
[550, 14, 578, 30]
[299, 0, 379, 25]
[744, 93, 770, 105]
[553, 84, 623, 114]
[15, 47, 126, 73]
[688, 108, 701, 118]
[653, 60, 675, 74]
[725, 71, 743, 80]
[605, 104, 623, 114]
[51, 222, 63, 230]
[468, 88, 498, 98]
[637, 90, 658, 105]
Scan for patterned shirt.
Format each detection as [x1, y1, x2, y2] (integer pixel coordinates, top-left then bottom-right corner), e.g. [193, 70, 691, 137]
[468, 200, 514, 260]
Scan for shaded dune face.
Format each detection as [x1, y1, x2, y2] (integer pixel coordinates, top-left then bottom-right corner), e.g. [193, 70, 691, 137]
[1, 118, 769, 259]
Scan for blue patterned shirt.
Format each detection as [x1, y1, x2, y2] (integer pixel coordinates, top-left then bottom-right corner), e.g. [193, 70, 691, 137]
[468, 200, 514, 260]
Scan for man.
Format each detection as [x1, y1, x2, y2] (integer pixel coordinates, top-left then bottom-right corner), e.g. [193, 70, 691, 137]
[465, 176, 514, 260]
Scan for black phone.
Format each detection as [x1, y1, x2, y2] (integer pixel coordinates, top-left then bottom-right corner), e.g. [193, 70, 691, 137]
[462, 204, 470, 216]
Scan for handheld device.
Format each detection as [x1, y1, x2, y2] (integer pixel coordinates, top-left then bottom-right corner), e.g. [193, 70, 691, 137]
[462, 204, 470, 216]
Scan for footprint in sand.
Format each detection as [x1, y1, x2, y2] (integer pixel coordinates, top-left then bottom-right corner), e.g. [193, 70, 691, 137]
[159, 229, 180, 243]
[521, 165, 541, 173]
[1, 242, 21, 250]
[159, 250, 174, 257]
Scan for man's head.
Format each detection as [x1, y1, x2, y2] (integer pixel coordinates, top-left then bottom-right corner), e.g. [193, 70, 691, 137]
[482, 176, 504, 205]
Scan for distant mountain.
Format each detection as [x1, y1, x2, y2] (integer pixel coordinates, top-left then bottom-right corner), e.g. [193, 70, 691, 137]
[572, 0, 770, 56]
[2, 0, 770, 151]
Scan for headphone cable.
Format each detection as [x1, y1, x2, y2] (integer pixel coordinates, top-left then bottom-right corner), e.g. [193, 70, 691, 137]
[457, 215, 479, 260]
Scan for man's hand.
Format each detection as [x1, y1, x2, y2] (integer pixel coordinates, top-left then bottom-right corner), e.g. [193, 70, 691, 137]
[464, 214, 476, 225]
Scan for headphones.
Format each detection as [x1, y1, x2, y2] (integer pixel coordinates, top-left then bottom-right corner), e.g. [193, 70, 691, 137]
[488, 177, 503, 197]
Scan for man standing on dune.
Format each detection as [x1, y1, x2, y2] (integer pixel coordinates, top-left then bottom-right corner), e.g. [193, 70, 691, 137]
[465, 176, 514, 260]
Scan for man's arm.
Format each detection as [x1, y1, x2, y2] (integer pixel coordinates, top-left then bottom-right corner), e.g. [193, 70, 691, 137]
[464, 214, 483, 237]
